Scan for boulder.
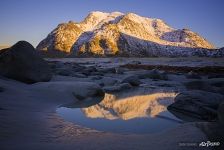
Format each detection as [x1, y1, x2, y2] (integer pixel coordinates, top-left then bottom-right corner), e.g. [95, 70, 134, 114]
[32, 81, 104, 101]
[0, 41, 52, 83]
[119, 83, 132, 90]
[121, 75, 142, 86]
[168, 90, 224, 121]
[99, 77, 118, 86]
[218, 103, 224, 125]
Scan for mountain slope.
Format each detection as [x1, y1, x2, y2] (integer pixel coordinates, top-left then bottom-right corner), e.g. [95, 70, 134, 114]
[37, 11, 218, 57]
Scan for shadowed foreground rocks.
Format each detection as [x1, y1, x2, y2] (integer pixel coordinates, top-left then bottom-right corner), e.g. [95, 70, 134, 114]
[0, 41, 52, 83]
[168, 90, 224, 121]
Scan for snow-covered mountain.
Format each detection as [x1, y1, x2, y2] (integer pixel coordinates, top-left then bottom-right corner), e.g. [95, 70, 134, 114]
[37, 11, 223, 57]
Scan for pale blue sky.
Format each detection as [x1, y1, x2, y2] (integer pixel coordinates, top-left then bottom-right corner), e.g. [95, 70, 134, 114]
[0, 0, 223, 48]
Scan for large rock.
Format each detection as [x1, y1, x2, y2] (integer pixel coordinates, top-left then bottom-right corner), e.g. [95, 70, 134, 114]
[168, 90, 224, 121]
[218, 103, 224, 125]
[0, 41, 52, 83]
[32, 81, 105, 101]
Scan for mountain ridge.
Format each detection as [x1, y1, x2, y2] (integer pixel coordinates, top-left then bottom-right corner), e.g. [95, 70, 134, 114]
[37, 11, 223, 57]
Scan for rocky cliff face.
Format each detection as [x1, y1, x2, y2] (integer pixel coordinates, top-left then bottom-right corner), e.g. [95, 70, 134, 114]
[37, 11, 221, 57]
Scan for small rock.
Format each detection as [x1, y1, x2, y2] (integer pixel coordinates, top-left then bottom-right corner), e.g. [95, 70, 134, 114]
[131, 60, 141, 65]
[103, 86, 120, 93]
[121, 75, 142, 86]
[138, 69, 168, 80]
[208, 74, 224, 79]
[72, 64, 86, 72]
[86, 66, 97, 72]
[0, 87, 4, 92]
[150, 69, 168, 80]
[81, 67, 97, 75]
[97, 68, 116, 74]
[115, 67, 124, 74]
[157, 83, 173, 87]
[100, 77, 118, 86]
[81, 69, 91, 76]
[119, 83, 132, 90]
[103, 83, 132, 93]
[90, 72, 104, 76]
[72, 73, 87, 78]
[208, 78, 224, 88]
[93, 76, 103, 80]
[57, 69, 73, 76]
[186, 71, 201, 79]
[52, 61, 65, 69]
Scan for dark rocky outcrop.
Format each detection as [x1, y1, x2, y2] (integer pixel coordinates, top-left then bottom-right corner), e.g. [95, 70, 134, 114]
[168, 90, 224, 121]
[0, 41, 52, 83]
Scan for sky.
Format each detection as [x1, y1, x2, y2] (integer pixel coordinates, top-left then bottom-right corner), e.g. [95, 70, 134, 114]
[0, 0, 223, 48]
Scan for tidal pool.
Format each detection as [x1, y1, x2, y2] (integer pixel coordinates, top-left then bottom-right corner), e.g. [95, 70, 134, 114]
[57, 91, 183, 134]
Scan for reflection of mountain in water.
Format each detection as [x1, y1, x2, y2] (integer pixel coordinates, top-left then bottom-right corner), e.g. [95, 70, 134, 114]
[82, 92, 177, 120]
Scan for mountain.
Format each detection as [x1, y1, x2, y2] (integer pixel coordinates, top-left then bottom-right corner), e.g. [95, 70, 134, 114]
[37, 11, 223, 57]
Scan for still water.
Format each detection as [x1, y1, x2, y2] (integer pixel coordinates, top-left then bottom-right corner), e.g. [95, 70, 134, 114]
[57, 92, 183, 134]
